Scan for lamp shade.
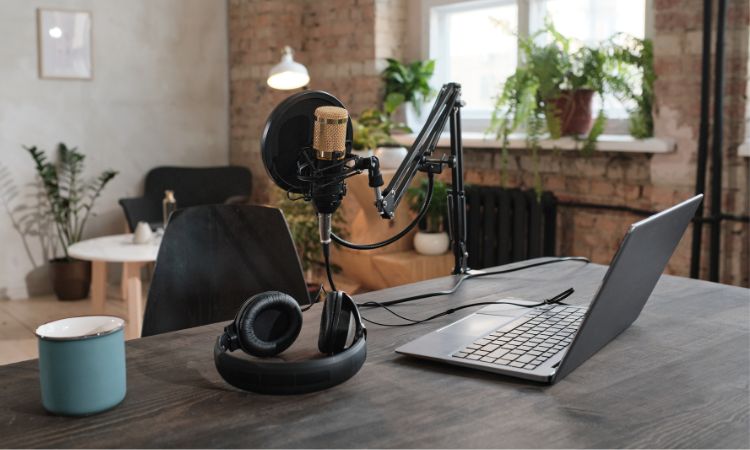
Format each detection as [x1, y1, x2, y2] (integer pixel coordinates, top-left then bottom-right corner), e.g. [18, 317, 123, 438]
[267, 46, 310, 90]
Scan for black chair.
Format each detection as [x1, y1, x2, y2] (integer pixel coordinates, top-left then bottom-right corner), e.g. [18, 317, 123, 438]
[141, 204, 310, 337]
[119, 166, 253, 231]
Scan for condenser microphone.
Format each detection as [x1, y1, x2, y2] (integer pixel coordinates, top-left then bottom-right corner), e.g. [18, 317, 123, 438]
[311, 106, 349, 244]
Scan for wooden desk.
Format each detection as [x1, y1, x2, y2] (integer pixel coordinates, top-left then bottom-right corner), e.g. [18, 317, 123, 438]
[1, 259, 748, 448]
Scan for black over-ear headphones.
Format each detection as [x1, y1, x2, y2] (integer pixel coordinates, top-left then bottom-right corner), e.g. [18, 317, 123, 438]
[213, 290, 366, 395]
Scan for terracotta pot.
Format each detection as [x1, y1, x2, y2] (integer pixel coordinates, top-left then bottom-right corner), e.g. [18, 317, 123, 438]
[50, 258, 91, 301]
[549, 89, 594, 136]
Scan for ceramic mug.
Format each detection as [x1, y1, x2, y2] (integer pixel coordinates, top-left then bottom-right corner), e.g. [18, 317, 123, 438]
[35, 316, 127, 416]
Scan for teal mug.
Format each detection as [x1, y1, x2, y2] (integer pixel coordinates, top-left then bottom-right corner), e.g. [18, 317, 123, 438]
[35, 316, 127, 416]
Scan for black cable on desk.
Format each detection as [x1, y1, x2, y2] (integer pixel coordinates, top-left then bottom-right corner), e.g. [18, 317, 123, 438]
[360, 287, 576, 327]
[357, 256, 590, 309]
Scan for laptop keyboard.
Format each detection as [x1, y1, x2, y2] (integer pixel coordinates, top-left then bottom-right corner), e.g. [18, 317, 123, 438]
[452, 304, 585, 371]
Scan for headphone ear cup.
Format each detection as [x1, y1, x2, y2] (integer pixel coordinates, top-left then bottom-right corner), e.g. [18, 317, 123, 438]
[318, 291, 351, 355]
[236, 291, 302, 357]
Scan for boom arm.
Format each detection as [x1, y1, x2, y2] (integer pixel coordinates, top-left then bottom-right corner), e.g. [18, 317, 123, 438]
[373, 82, 468, 274]
[376, 83, 463, 219]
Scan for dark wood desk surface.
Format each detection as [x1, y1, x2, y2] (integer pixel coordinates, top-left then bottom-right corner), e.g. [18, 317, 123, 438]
[1, 259, 748, 448]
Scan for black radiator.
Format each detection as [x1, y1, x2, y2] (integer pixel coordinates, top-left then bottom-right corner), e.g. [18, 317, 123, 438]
[465, 186, 557, 269]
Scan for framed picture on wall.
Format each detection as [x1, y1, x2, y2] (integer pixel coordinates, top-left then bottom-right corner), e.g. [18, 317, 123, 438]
[37, 9, 92, 80]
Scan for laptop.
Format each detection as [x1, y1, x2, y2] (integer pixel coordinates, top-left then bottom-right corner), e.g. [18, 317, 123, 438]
[396, 195, 703, 384]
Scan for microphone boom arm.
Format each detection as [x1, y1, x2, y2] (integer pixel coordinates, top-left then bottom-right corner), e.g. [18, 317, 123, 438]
[374, 82, 469, 274]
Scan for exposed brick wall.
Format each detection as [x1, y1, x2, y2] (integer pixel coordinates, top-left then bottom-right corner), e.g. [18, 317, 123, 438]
[228, 0, 404, 204]
[455, 0, 749, 286]
[229, 0, 749, 286]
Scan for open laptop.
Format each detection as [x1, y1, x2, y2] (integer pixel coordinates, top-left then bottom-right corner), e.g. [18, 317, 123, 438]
[396, 195, 703, 384]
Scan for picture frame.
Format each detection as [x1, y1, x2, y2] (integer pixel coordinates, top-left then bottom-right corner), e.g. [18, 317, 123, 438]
[36, 9, 93, 80]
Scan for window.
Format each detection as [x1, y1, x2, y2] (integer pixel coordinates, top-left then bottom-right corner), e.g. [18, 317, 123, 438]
[422, 0, 648, 133]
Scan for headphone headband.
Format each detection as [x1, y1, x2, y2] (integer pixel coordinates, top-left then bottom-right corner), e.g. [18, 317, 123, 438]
[214, 329, 366, 395]
[214, 291, 366, 395]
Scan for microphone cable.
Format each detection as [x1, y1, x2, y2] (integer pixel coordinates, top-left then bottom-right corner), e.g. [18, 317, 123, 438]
[331, 172, 435, 251]
[359, 287, 576, 327]
[322, 241, 337, 292]
[357, 256, 590, 308]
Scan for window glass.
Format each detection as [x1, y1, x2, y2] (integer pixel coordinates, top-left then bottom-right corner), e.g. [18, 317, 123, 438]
[431, 1, 518, 116]
[427, 0, 646, 128]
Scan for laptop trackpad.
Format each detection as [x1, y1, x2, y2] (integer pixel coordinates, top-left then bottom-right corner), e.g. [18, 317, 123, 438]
[437, 314, 515, 338]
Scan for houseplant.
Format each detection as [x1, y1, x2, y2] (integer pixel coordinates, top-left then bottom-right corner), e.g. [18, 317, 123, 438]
[488, 21, 654, 189]
[25, 143, 118, 300]
[382, 58, 436, 119]
[406, 177, 450, 255]
[352, 108, 411, 169]
[351, 58, 437, 168]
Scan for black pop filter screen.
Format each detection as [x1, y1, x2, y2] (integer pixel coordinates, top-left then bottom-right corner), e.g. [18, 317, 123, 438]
[261, 91, 353, 194]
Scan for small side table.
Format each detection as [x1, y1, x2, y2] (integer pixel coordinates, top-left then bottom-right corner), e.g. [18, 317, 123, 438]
[68, 234, 159, 338]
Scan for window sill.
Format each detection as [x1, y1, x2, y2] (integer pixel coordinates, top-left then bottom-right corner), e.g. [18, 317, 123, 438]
[392, 132, 676, 154]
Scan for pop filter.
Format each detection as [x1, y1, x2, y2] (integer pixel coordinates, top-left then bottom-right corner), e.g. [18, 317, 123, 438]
[261, 91, 353, 194]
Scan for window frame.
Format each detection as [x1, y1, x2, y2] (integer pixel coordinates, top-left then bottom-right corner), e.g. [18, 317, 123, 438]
[414, 0, 654, 134]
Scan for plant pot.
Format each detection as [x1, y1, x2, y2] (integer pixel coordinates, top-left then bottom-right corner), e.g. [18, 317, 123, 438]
[50, 258, 91, 301]
[414, 231, 450, 256]
[373, 145, 408, 170]
[549, 89, 594, 136]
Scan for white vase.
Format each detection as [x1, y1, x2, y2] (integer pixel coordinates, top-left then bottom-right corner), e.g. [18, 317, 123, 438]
[133, 222, 153, 244]
[414, 231, 450, 255]
[373, 145, 408, 170]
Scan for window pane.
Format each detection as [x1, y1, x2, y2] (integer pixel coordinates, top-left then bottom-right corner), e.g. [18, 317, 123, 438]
[531, 0, 645, 45]
[431, 1, 518, 114]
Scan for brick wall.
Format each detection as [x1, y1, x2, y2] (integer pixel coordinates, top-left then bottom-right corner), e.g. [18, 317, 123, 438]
[229, 0, 406, 204]
[454, 0, 749, 286]
[228, 0, 749, 286]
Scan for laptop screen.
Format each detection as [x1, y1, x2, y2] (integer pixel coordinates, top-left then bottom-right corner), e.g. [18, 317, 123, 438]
[553, 195, 703, 382]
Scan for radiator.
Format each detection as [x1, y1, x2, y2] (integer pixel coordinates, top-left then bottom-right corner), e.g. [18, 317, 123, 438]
[465, 186, 557, 269]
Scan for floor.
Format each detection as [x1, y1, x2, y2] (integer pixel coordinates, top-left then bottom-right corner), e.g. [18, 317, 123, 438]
[0, 286, 139, 366]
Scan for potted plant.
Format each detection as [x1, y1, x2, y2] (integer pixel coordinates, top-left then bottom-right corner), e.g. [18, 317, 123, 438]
[352, 108, 411, 169]
[25, 143, 118, 300]
[382, 58, 436, 127]
[488, 21, 654, 189]
[277, 194, 344, 299]
[406, 178, 450, 255]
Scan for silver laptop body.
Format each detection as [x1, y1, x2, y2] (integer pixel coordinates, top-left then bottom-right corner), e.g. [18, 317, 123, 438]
[396, 195, 703, 384]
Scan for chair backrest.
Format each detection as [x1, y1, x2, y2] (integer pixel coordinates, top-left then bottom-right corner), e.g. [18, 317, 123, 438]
[141, 204, 310, 337]
[144, 166, 252, 208]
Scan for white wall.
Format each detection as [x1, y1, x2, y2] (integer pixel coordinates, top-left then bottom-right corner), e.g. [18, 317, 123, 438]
[0, 0, 229, 299]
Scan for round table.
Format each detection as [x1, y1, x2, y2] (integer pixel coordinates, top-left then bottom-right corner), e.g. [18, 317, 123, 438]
[68, 234, 160, 338]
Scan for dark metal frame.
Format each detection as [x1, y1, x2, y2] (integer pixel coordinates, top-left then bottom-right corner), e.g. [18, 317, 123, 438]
[690, 0, 729, 282]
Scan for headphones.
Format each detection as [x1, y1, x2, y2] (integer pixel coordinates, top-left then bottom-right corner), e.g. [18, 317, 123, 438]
[214, 290, 366, 395]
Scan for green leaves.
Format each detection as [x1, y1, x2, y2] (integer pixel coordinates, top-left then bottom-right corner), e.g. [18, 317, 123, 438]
[277, 194, 344, 273]
[352, 108, 411, 150]
[487, 21, 655, 191]
[24, 143, 118, 258]
[382, 58, 436, 115]
[406, 177, 449, 233]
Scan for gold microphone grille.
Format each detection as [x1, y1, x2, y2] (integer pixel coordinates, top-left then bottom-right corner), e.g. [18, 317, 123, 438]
[313, 106, 348, 160]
